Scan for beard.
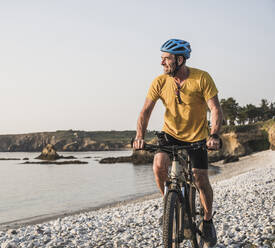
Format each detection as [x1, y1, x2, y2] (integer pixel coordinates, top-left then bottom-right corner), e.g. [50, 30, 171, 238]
[163, 61, 177, 77]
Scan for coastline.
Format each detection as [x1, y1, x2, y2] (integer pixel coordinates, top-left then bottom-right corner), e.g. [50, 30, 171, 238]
[0, 150, 274, 247]
[0, 192, 160, 232]
[1, 150, 274, 233]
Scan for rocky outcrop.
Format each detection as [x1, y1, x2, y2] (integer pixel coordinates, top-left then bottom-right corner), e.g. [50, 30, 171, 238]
[35, 144, 76, 160]
[99, 151, 154, 164]
[99, 156, 132, 164]
[222, 130, 269, 155]
[36, 144, 61, 160]
[131, 150, 154, 165]
[208, 128, 270, 162]
[223, 155, 239, 164]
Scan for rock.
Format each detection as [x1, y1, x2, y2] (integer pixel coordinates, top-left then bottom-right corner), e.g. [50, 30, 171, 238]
[1, 241, 17, 248]
[99, 150, 154, 165]
[23, 160, 88, 165]
[0, 158, 20, 160]
[35, 227, 44, 234]
[60, 155, 77, 159]
[113, 240, 123, 247]
[7, 229, 17, 235]
[222, 130, 268, 155]
[35, 144, 60, 160]
[223, 223, 230, 231]
[223, 155, 239, 164]
[132, 150, 154, 165]
[35, 144, 77, 160]
[208, 150, 225, 163]
[99, 156, 132, 164]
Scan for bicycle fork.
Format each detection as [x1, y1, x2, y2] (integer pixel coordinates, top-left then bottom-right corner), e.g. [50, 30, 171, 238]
[163, 158, 182, 208]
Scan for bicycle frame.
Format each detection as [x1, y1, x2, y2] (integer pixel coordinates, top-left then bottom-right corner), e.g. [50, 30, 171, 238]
[165, 150, 195, 194]
[164, 150, 201, 244]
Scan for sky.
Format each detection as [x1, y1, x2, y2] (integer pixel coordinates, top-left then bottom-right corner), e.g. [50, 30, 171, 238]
[0, 0, 274, 134]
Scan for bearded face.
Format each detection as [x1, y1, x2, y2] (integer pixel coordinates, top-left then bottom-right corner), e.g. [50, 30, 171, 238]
[161, 52, 177, 76]
[161, 53, 185, 77]
[164, 60, 177, 76]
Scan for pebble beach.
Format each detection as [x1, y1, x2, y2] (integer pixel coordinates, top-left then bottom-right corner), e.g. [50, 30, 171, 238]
[0, 150, 274, 248]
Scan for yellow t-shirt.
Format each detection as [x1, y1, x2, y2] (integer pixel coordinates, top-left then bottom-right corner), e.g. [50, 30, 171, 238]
[147, 67, 218, 142]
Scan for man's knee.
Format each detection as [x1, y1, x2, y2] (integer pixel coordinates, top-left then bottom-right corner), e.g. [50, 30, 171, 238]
[153, 152, 170, 174]
[193, 169, 210, 190]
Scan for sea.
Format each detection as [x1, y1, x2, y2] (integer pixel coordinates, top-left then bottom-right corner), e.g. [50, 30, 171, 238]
[0, 150, 157, 226]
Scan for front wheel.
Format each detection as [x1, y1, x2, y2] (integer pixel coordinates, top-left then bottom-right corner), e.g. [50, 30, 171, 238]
[163, 191, 181, 248]
[189, 185, 204, 248]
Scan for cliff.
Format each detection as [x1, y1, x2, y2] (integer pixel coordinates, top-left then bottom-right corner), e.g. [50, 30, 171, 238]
[0, 130, 155, 152]
[207, 122, 272, 163]
[0, 120, 274, 155]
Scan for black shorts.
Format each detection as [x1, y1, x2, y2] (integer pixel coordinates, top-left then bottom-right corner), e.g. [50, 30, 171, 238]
[156, 132, 208, 170]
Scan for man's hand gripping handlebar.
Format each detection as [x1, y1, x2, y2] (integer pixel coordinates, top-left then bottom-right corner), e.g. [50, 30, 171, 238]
[132, 138, 145, 150]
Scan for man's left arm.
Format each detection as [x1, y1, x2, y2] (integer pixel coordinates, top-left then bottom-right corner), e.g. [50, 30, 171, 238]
[207, 95, 223, 150]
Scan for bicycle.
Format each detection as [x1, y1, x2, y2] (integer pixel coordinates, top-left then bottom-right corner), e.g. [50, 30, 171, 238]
[134, 132, 213, 248]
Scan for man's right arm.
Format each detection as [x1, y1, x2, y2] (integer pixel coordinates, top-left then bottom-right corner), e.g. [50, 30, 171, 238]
[133, 98, 156, 149]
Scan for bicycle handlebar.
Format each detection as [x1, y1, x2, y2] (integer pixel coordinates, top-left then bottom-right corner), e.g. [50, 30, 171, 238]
[131, 139, 207, 154]
[131, 137, 222, 153]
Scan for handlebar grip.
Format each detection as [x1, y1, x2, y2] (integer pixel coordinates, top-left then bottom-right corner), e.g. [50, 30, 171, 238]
[207, 138, 223, 150]
[131, 138, 148, 150]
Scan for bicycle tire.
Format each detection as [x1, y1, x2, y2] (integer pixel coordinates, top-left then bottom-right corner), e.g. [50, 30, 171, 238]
[163, 191, 181, 248]
[189, 185, 197, 220]
[189, 186, 204, 248]
[182, 184, 195, 240]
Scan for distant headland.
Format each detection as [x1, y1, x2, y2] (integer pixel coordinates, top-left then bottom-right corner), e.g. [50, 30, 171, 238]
[0, 130, 155, 152]
[0, 120, 274, 157]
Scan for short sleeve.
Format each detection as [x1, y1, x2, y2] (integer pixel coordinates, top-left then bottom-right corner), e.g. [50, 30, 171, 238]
[200, 72, 218, 101]
[146, 77, 161, 102]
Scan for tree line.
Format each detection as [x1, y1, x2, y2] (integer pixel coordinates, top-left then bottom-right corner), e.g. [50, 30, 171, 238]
[219, 98, 275, 125]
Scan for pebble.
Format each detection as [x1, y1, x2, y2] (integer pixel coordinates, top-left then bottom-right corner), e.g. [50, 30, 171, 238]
[0, 166, 274, 248]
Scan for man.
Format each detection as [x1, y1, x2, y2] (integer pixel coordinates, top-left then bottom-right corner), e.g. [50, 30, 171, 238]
[133, 39, 223, 247]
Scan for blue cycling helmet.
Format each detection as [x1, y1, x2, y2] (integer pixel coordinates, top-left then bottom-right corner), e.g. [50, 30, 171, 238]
[160, 39, 191, 59]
